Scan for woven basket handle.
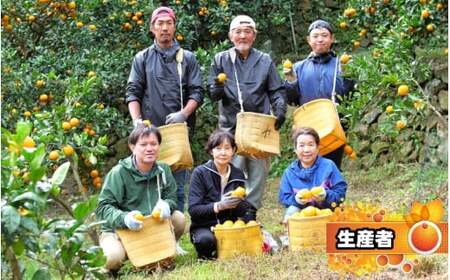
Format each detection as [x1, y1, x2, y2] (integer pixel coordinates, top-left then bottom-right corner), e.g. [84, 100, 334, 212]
[331, 56, 339, 105]
[229, 48, 245, 113]
[176, 48, 184, 110]
[156, 166, 167, 202]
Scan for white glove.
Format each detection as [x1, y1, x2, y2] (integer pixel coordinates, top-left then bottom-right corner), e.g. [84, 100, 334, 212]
[283, 205, 300, 223]
[313, 188, 327, 202]
[283, 68, 297, 82]
[124, 210, 143, 231]
[132, 118, 143, 128]
[216, 192, 241, 211]
[295, 189, 310, 205]
[153, 199, 171, 220]
[165, 111, 187, 124]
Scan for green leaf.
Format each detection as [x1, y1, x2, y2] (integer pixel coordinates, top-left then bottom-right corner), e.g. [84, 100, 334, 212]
[22, 217, 40, 235]
[14, 122, 32, 143]
[48, 70, 57, 80]
[12, 192, 45, 204]
[92, 271, 107, 280]
[2, 206, 21, 234]
[51, 161, 70, 186]
[71, 263, 84, 276]
[98, 135, 108, 145]
[31, 267, 51, 280]
[29, 167, 46, 182]
[72, 195, 97, 222]
[30, 144, 46, 171]
[12, 239, 25, 255]
[61, 244, 74, 267]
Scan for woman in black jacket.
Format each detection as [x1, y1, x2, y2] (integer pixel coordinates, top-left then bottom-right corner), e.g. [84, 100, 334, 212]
[188, 129, 256, 259]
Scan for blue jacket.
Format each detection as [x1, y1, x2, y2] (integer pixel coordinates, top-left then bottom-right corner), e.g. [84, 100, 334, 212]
[285, 52, 353, 106]
[278, 156, 347, 209]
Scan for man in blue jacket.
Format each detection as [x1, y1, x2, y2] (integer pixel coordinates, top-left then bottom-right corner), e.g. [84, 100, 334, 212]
[284, 20, 354, 169]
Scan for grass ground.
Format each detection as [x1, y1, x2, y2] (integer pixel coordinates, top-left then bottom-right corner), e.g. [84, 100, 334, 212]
[113, 162, 447, 279]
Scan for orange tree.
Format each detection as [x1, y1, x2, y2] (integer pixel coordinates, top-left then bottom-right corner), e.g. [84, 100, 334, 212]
[331, 0, 447, 164]
[2, 122, 105, 279]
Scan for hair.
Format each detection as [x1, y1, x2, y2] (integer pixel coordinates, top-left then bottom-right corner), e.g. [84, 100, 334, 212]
[128, 124, 162, 145]
[205, 129, 236, 154]
[292, 127, 320, 147]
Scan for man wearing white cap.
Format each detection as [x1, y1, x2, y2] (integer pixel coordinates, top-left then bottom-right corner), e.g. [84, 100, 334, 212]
[207, 15, 287, 209]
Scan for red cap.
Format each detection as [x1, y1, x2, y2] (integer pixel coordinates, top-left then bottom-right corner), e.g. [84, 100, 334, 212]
[151, 7, 176, 24]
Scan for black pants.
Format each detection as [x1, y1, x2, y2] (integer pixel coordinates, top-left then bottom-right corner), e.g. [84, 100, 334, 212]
[323, 144, 345, 170]
[190, 227, 217, 259]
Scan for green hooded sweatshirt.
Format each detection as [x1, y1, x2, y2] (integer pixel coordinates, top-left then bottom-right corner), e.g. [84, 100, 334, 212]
[95, 156, 177, 232]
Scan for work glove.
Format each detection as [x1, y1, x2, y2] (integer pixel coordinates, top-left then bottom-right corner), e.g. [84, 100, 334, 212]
[283, 67, 297, 82]
[165, 111, 187, 124]
[152, 199, 171, 220]
[216, 192, 241, 211]
[132, 118, 143, 128]
[124, 210, 144, 231]
[295, 189, 310, 205]
[274, 113, 285, 130]
[283, 205, 300, 223]
[312, 188, 327, 202]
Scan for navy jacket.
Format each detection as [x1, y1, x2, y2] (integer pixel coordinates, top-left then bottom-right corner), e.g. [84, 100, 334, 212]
[188, 160, 256, 231]
[278, 156, 347, 209]
[285, 52, 354, 106]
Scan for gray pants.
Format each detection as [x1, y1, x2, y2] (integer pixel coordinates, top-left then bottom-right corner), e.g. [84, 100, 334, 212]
[232, 155, 270, 209]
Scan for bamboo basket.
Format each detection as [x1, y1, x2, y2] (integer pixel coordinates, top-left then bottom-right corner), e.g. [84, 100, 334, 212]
[158, 123, 193, 172]
[116, 217, 176, 268]
[235, 112, 280, 158]
[292, 99, 346, 156]
[214, 224, 263, 259]
[288, 214, 332, 251]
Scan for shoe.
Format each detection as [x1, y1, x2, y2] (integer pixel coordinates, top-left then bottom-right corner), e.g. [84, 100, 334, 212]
[176, 242, 188, 255]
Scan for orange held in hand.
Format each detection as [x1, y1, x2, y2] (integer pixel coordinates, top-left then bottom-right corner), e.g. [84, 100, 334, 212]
[310, 186, 324, 196]
[299, 189, 313, 200]
[152, 209, 161, 220]
[232, 186, 246, 198]
[134, 213, 145, 222]
[283, 59, 293, 69]
[217, 73, 227, 83]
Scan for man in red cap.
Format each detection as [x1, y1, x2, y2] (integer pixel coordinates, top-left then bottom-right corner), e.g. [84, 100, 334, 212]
[125, 6, 204, 255]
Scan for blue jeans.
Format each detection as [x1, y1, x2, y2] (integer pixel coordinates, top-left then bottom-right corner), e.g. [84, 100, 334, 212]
[173, 169, 189, 212]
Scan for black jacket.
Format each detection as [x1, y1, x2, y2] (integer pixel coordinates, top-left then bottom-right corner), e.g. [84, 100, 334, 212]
[207, 48, 286, 133]
[126, 40, 204, 133]
[188, 160, 256, 231]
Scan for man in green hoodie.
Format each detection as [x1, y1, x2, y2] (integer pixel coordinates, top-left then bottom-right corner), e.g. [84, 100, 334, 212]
[96, 124, 186, 272]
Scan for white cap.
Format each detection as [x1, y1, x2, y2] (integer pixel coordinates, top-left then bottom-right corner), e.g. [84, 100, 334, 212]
[229, 15, 256, 32]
